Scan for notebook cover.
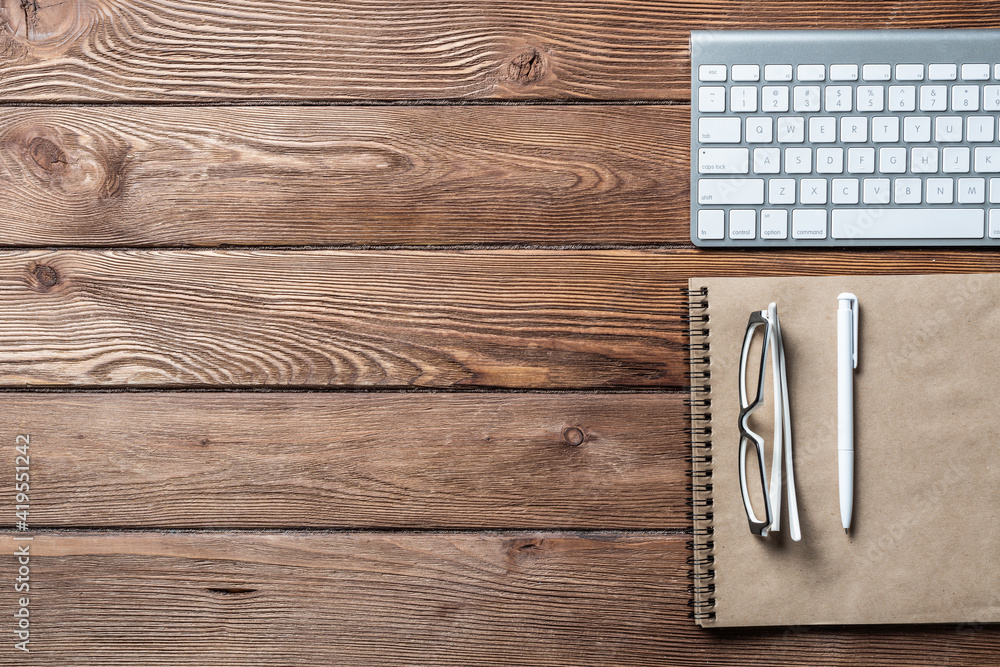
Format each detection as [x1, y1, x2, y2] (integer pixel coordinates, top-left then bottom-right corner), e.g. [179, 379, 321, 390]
[689, 273, 1000, 627]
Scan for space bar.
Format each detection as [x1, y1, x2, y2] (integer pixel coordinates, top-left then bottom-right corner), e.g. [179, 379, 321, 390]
[831, 209, 984, 239]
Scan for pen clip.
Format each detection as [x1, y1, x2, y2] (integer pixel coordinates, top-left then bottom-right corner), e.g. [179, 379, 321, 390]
[838, 293, 859, 369]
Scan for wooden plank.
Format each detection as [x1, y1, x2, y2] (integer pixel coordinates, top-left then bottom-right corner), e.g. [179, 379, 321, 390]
[4, 392, 686, 530]
[1, 1, 997, 101]
[0, 249, 686, 388]
[2, 531, 998, 665]
[3, 249, 1000, 388]
[0, 106, 682, 246]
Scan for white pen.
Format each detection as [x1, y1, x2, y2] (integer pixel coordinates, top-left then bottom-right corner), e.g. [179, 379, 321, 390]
[837, 293, 859, 535]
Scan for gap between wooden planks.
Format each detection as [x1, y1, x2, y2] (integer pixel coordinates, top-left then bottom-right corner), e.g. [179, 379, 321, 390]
[1, 531, 998, 666]
[0, 1, 997, 101]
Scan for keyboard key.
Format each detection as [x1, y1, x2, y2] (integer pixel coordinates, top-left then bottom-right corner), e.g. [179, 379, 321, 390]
[958, 178, 986, 203]
[729, 209, 756, 239]
[760, 210, 788, 239]
[791, 210, 827, 239]
[926, 178, 954, 204]
[825, 85, 852, 111]
[840, 116, 867, 142]
[731, 64, 760, 81]
[911, 147, 939, 173]
[769, 178, 796, 204]
[697, 210, 725, 240]
[830, 64, 859, 81]
[975, 147, 1000, 173]
[809, 116, 836, 143]
[967, 116, 995, 142]
[991, 178, 1000, 203]
[816, 147, 844, 174]
[879, 147, 906, 173]
[762, 85, 790, 112]
[919, 85, 947, 111]
[935, 116, 963, 142]
[698, 65, 727, 82]
[800, 179, 828, 204]
[990, 210, 1000, 239]
[863, 178, 891, 204]
[895, 64, 924, 81]
[894, 178, 922, 204]
[793, 85, 821, 111]
[996, 64, 1000, 80]
[985, 85, 1000, 111]
[856, 85, 885, 111]
[903, 116, 931, 142]
[753, 148, 780, 174]
[831, 209, 984, 239]
[784, 147, 812, 173]
[871, 116, 899, 143]
[952, 85, 980, 111]
[847, 147, 875, 174]
[797, 64, 825, 81]
[697, 148, 750, 174]
[832, 178, 860, 204]
[943, 147, 971, 173]
[928, 63, 957, 81]
[777, 116, 805, 143]
[697, 178, 764, 205]
[962, 63, 990, 81]
[764, 64, 792, 82]
[698, 117, 741, 143]
[730, 86, 757, 112]
[888, 85, 916, 111]
[698, 86, 726, 112]
[862, 64, 891, 81]
[745, 117, 773, 143]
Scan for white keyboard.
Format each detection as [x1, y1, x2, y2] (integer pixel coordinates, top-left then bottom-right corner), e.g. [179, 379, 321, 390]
[691, 29, 1000, 247]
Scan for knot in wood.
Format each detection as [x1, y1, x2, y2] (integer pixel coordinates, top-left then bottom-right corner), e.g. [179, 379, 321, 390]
[507, 48, 545, 84]
[27, 136, 69, 174]
[27, 262, 58, 290]
[1, 0, 88, 52]
[562, 426, 585, 447]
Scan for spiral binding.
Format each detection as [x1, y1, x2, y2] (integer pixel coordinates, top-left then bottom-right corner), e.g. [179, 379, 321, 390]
[681, 285, 715, 622]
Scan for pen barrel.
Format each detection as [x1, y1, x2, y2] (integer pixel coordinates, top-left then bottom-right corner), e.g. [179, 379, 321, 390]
[837, 307, 854, 451]
[839, 450, 854, 529]
[837, 305, 855, 531]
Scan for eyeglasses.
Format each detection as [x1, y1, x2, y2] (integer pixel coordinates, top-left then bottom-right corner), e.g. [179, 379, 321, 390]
[738, 303, 801, 541]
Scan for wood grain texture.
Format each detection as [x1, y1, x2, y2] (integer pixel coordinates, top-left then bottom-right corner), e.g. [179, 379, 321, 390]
[2, 1, 999, 101]
[4, 392, 686, 529]
[2, 249, 1000, 389]
[0, 106, 682, 246]
[2, 531, 998, 666]
[0, 249, 686, 388]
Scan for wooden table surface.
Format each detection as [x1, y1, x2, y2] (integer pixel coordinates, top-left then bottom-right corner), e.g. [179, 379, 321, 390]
[2, 1, 999, 664]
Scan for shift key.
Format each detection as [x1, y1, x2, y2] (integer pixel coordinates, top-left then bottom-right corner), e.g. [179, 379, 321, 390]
[698, 178, 765, 205]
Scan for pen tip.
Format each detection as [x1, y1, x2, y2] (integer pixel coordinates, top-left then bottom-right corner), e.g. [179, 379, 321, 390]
[845, 528, 849, 535]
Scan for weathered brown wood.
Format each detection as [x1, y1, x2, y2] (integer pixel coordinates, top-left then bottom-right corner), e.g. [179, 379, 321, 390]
[1, 1, 998, 102]
[2, 531, 998, 665]
[0, 106, 682, 246]
[0, 249, 686, 388]
[4, 392, 686, 529]
[1, 249, 998, 388]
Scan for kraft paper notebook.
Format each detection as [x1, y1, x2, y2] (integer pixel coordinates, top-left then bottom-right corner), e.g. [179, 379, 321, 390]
[686, 273, 1000, 628]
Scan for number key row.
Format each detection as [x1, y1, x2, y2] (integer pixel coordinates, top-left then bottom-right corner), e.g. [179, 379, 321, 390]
[698, 84, 1000, 113]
